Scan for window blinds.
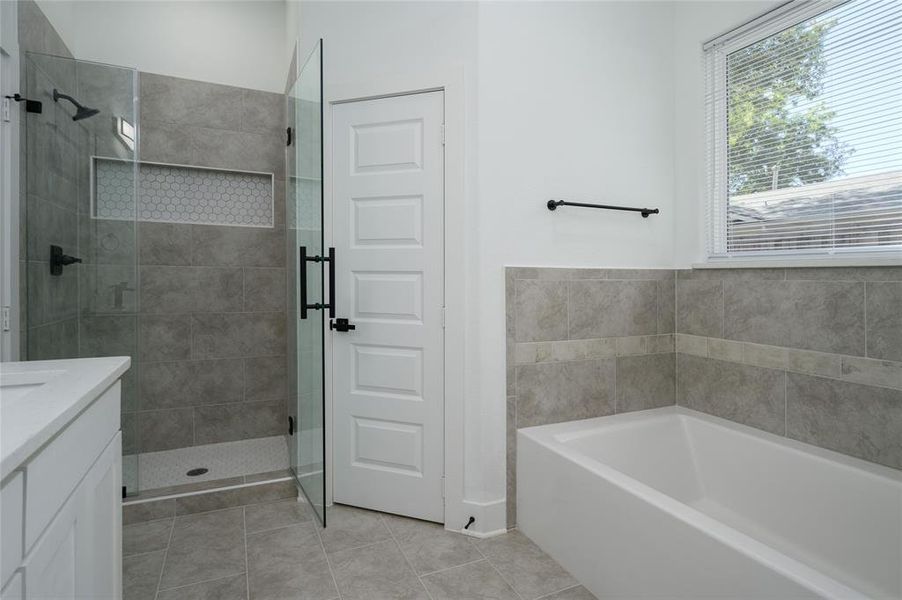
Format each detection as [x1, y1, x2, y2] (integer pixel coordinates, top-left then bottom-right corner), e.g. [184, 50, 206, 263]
[706, 0, 902, 257]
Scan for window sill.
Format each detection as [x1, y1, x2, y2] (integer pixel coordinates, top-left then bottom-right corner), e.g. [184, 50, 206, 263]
[695, 254, 902, 270]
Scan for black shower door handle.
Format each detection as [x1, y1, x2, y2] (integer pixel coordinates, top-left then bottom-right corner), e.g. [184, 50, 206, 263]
[327, 247, 335, 319]
[299, 246, 335, 320]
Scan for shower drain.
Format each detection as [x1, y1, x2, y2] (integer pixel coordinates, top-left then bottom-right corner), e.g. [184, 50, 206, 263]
[186, 468, 209, 477]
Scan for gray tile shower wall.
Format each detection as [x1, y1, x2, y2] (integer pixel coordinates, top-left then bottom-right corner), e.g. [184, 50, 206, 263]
[123, 73, 287, 454]
[675, 267, 902, 472]
[505, 267, 677, 527]
[18, 1, 80, 361]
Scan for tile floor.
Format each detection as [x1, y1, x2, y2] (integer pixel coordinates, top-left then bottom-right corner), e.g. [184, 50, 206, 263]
[123, 499, 596, 600]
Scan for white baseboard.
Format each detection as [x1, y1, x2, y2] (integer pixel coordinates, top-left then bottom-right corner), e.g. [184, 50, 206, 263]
[446, 497, 507, 538]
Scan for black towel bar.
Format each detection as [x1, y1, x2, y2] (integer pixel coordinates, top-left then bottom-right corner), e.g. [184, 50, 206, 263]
[547, 199, 659, 218]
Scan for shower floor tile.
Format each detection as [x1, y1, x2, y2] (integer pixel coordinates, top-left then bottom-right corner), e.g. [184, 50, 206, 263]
[122, 499, 596, 600]
[133, 435, 289, 490]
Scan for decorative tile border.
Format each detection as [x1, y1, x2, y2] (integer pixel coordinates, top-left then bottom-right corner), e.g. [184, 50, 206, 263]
[515, 334, 674, 364]
[676, 333, 902, 391]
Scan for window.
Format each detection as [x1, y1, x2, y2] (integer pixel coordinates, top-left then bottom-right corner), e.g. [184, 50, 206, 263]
[705, 0, 902, 259]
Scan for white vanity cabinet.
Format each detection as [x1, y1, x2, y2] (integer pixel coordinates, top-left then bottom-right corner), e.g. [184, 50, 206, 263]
[1, 358, 129, 600]
[21, 433, 121, 600]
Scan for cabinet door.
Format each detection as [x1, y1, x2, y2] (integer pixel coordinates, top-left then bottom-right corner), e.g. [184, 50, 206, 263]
[79, 433, 122, 599]
[24, 433, 121, 600]
[23, 491, 80, 599]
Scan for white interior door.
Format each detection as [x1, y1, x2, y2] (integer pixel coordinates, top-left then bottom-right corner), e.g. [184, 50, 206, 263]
[331, 91, 444, 522]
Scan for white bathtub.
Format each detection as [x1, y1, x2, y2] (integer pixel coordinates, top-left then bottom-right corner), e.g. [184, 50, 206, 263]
[517, 406, 902, 599]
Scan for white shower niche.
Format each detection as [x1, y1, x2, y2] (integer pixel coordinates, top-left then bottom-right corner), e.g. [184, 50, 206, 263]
[92, 156, 275, 227]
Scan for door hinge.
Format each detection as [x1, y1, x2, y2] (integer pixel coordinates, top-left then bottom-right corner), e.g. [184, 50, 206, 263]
[4, 94, 42, 114]
[441, 306, 446, 328]
[440, 124, 445, 146]
[1, 306, 9, 332]
[441, 476, 446, 498]
[286, 127, 293, 147]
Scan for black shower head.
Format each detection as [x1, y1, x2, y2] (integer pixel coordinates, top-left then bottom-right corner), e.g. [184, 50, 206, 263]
[52, 89, 100, 121]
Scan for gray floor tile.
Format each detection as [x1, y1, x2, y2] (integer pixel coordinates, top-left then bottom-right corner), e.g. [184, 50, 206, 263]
[123, 518, 173, 556]
[159, 507, 247, 590]
[329, 539, 429, 600]
[538, 585, 598, 599]
[316, 504, 391, 554]
[245, 498, 312, 534]
[156, 573, 248, 600]
[475, 530, 577, 600]
[383, 513, 483, 575]
[174, 480, 296, 515]
[123, 550, 166, 600]
[421, 559, 519, 600]
[123, 499, 175, 525]
[136, 476, 246, 500]
[246, 523, 338, 600]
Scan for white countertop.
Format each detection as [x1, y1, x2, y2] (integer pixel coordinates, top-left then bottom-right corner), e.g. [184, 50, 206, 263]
[1, 357, 131, 480]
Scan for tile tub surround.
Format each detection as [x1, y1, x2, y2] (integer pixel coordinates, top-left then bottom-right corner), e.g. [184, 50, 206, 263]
[675, 267, 902, 473]
[506, 265, 902, 527]
[108, 72, 288, 459]
[123, 499, 595, 600]
[505, 267, 676, 527]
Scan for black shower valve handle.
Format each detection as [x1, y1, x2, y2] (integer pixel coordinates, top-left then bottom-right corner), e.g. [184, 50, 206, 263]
[49, 244, 82, 276]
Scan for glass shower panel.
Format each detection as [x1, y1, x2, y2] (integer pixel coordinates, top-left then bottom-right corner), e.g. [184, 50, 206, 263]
[23, 52, 139, 494]
[287, 41, 326, 525]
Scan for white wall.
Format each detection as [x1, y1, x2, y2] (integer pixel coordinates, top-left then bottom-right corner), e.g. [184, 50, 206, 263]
[476, 0, 677, 515]
[296, 0, 486, 528]
[36, 0, 289, 92]
[672, 0, 782, 266]
[297, 0, 680, 534]
[35, 0, 785, 534]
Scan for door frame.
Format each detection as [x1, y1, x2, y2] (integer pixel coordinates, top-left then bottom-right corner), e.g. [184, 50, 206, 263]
[323, 67, 466, 529]
[0, 0, 21, 362]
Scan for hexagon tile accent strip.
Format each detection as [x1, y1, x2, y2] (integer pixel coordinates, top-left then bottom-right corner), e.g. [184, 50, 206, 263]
[93, 157, 274, 227]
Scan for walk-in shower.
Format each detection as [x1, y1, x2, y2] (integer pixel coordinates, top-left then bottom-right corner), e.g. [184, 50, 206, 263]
[21, 48, 322, 506]
[23, 52, 295, 497]
[22, 51, 140, 492]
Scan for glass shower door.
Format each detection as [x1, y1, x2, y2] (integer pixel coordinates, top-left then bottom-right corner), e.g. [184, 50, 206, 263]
[287, 41, 326, 524]
[22, 52, 139, 492]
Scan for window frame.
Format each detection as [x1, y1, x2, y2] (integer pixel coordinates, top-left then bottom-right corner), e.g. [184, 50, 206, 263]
[703, 0, 902, 266]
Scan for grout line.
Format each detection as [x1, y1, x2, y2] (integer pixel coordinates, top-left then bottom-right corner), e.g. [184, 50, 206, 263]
[150, 511, 176, 600]
[155, 571, 246, 595]
[466, 537, 526, 600]
[123, 547, 171, 560]
[863, 281, 868, 357]
[416, 557, 488, 578]
[566, 281, 571, 341]
[380, 514, 435, 600]
[243, 506, 250, 600]
[246, 516, 316, 537]
[720, 280, 725, 338]
[783, 370, 788, 436]
[536, 584, 585, 599]
[311, 510, 342, 600]
[482, 552, 526, 600]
